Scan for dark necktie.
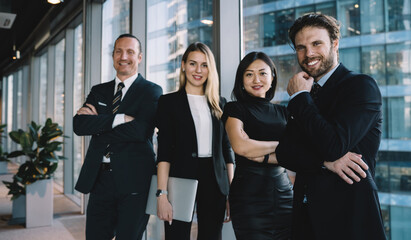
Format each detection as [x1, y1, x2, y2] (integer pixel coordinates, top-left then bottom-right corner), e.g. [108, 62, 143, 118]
[105, 82, 125, 158]
[112, 82, 125, 114]
[310, 82, 322, 101]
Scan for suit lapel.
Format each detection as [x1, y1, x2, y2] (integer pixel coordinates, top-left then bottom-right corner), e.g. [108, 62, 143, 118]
[316, 64, 351, 112]
[211, 113, 219, 158]
[117, 74, 143, 113]
[104, 80, 116, 112]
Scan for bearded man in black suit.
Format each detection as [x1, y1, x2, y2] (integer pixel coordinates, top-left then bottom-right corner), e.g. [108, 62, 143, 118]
[261, 14, 387, 240]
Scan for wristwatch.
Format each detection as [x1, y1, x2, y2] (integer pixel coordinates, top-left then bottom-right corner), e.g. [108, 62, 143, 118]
[156, 189, 168, 197]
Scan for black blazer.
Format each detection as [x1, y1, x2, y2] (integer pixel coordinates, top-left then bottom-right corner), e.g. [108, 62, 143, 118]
[276, 64, 386, 240]
[73, 74, 163, 194]
[156, 89, 234, 195]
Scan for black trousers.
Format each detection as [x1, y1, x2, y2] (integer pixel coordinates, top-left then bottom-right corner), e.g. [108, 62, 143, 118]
[86, 167, 149, 240]
[229, 166, 293, 240]
[164, 157, 226, 240]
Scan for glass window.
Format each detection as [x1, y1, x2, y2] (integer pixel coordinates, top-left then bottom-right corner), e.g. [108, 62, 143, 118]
[390, 205, 411, 239]
[73, 24, 83, 197]
[243, 14, 261, 50]
[376, 155, 389, 192]
[382, 98, 389, 139]
[377, 151, 411, 193]
[272, 54, 298, 92]
[388, 0, 411, 32]
[295, 2, 336, 19]
[315, 2, 336, 17]
[39, 53, 48, 125]
[295, 5, 315, 18]
[340, 47, 361, 73]
[273, 9, 294, 46]
[386, 42, 411, 86]
[101, 0, 130, 83]
[338, 0, 360, 37]
[387, 96, 411, 139]
[16, 70, 23, 129]
[54, 39, 65, 187]
[146, 0, 214, 93]
[360, 0, 384, 34]
[362, 45, 386, 85]
[244, 9, 295, 49]
[7, 74, 13, 151]
[244, 0, 277, 8]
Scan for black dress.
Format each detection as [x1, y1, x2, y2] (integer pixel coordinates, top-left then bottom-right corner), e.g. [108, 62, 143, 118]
[222, 95, 293, 240]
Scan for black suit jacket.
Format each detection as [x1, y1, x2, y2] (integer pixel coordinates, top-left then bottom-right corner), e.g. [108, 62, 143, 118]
[156, 89, 234, 195]
[276, 64, 386, 240]
[73, 74, 163, 194]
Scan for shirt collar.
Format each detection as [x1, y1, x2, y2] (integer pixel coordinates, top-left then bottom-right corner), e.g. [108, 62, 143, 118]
[115, 73, 138, 91]
[316, 63, 340, 87]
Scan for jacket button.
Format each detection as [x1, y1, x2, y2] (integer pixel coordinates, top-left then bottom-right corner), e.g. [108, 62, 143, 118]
[191, 152, 197, 158]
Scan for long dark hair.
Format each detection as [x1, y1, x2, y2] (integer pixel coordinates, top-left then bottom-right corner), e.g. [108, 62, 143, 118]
[231, 51, 278, 102]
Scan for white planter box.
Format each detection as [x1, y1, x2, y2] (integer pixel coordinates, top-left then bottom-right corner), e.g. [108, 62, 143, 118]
[0, 161, 7, 174]
[25, 178, 53, 228]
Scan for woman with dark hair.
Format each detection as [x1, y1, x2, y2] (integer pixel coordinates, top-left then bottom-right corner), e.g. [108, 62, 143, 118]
[222, 51, 293, 239]
[156, 42, 234, 240]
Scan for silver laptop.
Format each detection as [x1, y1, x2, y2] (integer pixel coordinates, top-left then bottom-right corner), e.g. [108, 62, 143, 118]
[146, 175, 198, 222]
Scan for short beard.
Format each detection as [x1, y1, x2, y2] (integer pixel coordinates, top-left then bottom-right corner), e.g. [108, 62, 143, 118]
[300, 46, 335, 80]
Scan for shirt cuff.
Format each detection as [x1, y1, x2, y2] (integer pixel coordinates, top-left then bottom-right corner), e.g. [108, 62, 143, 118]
[289, 90, 309, 100]
[112, 114, 125, 128]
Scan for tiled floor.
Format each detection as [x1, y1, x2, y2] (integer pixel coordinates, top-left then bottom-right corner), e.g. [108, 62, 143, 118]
[0, 164, 84, 240]
[0, 163, 236, 240]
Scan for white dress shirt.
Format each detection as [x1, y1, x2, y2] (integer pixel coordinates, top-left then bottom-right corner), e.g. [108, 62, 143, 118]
[187, 94, 213, 158]
[102, 73, 138, 163]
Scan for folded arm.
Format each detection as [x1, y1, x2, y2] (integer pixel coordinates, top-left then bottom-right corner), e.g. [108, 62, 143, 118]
[225, 117, 277, 158]
[96, 87, 162, 144]
[73, 88, 116, 136]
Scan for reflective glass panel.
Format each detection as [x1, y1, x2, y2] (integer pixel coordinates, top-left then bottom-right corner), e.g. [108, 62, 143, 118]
[388, 0, 411, 32]
[338, 0, 360, 36]
[54, 39, 65, 187]
[244, 0, 277, 8]
[39, 53, 48, 125]
[387, 96, 411, 139]
[360, 0, 384, 34]
[386, 42, 411, 86]
[101, 0, 130, 83]
[73, 24, 83, 197]
[146, 0, 214, 93]
[362, 45, 386, 85]
[340, 47, 361, 73]
[272, 54, 298, 92]
[16, 70, 23, 129]
[7, 75, 13, 151]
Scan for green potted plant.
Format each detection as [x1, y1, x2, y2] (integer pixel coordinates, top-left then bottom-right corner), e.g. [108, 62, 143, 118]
[0, 123, 9, 174]
[2, 118, 65, 227]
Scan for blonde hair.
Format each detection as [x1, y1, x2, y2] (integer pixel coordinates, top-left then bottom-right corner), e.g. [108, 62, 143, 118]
[179, 42, 222, 119]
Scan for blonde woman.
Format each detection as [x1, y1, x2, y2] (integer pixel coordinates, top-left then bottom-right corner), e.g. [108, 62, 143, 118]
[156, 42, 234, 240]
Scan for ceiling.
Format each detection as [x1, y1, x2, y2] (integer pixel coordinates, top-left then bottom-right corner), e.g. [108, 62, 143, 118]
[0, 0, 52, 72]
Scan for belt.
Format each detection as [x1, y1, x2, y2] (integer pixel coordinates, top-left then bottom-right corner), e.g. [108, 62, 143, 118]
[100, 162, 112, 171]
[237, 165, 285, 177]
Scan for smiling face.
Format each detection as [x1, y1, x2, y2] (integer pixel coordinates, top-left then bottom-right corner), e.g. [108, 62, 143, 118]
[112, 37, 142, 81]
[182, 51, 209, 95]
[243, 59, 273, 98]
[295, 26, 339, 82]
